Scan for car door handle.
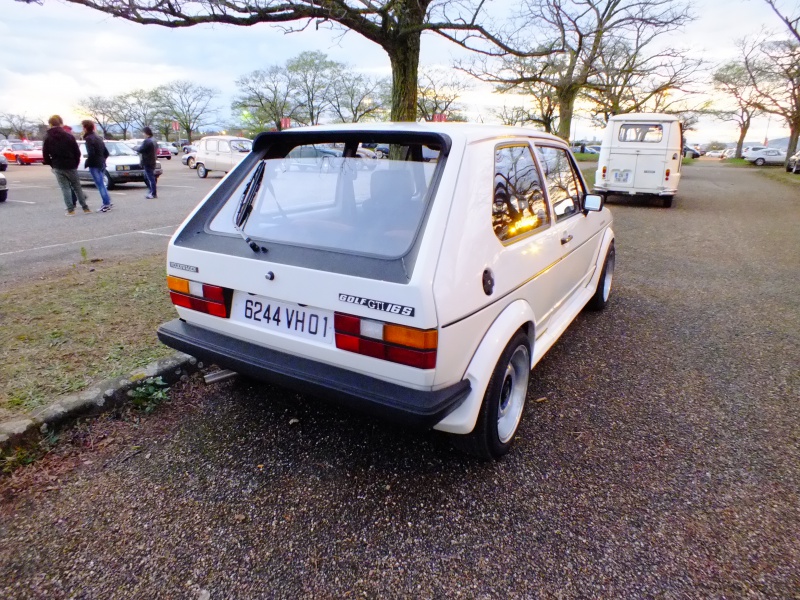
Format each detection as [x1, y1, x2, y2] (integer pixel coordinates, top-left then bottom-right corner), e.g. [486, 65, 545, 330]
[560, 234, 573, 245]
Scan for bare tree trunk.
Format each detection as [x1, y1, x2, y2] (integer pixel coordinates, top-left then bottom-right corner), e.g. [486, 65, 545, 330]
[388, 28, 422, 121]
[736, 121, 750, 158]
[557, 89, 579, 141]
[786, 124, 799, 158]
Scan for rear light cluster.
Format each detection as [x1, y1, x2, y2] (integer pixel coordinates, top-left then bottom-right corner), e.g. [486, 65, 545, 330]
[334, 313, 437, 369]
[601, 166, 607, 180]
[665, 168, 671, 181]
[167, 276, 231, 318]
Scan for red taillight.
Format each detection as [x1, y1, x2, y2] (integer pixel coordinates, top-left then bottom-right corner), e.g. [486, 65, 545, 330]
[602, 166, 607, 180]
[167, 277, 230, 318]
[665, 168, 671, 181]
[333, 312, 437, 369]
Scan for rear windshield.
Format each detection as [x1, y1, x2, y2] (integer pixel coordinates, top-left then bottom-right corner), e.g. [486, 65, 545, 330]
[209, 141, 440, 258]
[618, 124, 663, 143]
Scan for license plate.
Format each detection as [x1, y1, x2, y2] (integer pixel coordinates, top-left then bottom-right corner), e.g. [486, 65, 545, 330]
[232, 293, 334, 344]
[613, 171, 629, 182]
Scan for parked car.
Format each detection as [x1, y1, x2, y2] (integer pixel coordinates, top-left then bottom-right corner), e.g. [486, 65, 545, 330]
[160, 142, 179, 156]
[156, 143, 173, 160]
[745, 148, 787, 166]
[704, 149, 726, 158]
[0, 172, 6, 202]
[3, 142, 44, 165]
[0, 154, 7, 171]
[194, 136, 252, 178]
[786, 150, 800, 173]
[156, 123, 615, 459]
[77, 140, 162, 189]
[682, 146, 701, 159]
[741, 145, 769, 159]
[182, 151, 198, 169]
[183, 143, 198, 154]
[283, 145, 342, 172]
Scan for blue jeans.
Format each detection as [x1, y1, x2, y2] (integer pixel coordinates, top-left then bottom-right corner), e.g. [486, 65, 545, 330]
[143, 166, 157, 197]
[89, 167, 112, 206]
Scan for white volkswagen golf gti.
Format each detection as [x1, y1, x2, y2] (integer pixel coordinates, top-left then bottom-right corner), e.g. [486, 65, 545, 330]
[158, 123, 616, 459]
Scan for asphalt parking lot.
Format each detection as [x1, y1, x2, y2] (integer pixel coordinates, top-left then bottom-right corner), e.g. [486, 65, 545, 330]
[0, 156, 219, 289]
[1, 163, 799, 598]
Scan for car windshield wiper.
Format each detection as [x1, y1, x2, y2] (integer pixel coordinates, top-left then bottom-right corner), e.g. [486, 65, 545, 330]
[234, 160, 267, 253]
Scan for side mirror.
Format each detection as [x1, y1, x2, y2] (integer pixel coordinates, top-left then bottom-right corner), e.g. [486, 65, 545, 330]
[584, 194, 603, 212]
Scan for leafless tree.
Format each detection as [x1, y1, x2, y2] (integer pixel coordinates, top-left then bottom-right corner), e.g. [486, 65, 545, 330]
[327, 69, 390, 123]
[154, 81, 219, 143]
[17, 0, 518, 122]
[490, 104, 542, 127]
[125, 88, 163, 135]
[416, 68, 471, 122]
[108, 94, 137, 139]
[286, 51, 339, 126]
[232, 67, 301, 132]
[762, 0, 800, 43]
[76, 96, 116, 137]
[0, 113, 41, 139]
[742, 36, 800, 157]
[464, 0, 692, 140]
[712, 62, 764, 158]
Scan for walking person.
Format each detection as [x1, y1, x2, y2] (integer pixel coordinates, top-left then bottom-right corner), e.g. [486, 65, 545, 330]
[81, 120, 113, 212]
[135, 127, 158, 199]
[42, 115, 91, 216]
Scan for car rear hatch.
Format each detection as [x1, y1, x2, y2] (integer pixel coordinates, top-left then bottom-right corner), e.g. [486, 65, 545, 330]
[161, 130, 455, 395]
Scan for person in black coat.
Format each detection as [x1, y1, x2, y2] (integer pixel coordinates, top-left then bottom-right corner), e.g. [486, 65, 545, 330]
[135, 127, 158, 199]
[42, 115, 90, 215]
[82, 120, 112, 212]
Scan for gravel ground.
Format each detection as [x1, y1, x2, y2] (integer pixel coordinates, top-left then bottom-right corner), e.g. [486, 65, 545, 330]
[1, 164, 798, 599]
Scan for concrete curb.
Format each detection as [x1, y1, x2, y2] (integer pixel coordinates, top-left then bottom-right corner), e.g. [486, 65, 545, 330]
[0, 352, 203, 451]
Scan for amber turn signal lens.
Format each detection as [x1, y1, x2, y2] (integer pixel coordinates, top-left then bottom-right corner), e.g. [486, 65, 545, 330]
[384, 324, 438, 350]
[167, 275, 190, 294]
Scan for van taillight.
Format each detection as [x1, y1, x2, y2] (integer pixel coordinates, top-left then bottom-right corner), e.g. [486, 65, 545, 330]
[665, 169, 671, 181]
[167, 275, 231, 318]
[334, 313, 437, 369]
[602, 166, 607, 180]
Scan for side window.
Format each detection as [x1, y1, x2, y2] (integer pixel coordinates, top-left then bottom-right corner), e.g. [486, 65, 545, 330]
[493, 144, 550, 242]
[535, 146, 584, 222]
[205, 140, 218, 152]
[218, 140, 231, 153]
[618, 123, 663, 143]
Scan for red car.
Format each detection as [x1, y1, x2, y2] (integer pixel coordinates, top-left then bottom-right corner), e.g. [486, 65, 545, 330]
[156, 144, 173, 160]
[3, 142, 44, 165]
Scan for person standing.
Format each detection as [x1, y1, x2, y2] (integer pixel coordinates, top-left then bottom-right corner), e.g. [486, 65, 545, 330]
[42, 115, 91, 216]
[135, 127, 158, 199]
[81, 120, 113, 212]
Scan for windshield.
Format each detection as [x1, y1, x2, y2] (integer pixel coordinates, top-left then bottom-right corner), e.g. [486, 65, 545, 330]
[105, 142, 138, 156]
[12, 143, 35, 151]
[210, 142, 439, 258]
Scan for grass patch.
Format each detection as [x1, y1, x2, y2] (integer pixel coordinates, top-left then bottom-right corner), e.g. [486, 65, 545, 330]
[0, 255, 176, 420]
[757, 168, 800, 188]
[721, 158, 749, 166]
[573, 152, 599, 162]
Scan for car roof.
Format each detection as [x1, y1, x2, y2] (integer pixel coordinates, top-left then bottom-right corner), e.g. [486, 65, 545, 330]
[607, 113, 680, 123]
[271, 122, 566, 147]
[199, 135, 252, 141]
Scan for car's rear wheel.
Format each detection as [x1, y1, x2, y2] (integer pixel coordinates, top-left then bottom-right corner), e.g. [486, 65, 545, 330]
[450, 330, 531, 460]
[754, 158, 766, 166]
[587, 243, 615, 311]
[662, 196, 673, 208]
[0, 190, 7, 202]
[375, 149, 386, 159]
[197, 164, 208, 178]
[102, 170, 115, 190]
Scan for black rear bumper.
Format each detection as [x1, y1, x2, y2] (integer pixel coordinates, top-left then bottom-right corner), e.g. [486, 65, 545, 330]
[157, 319, 471, 428]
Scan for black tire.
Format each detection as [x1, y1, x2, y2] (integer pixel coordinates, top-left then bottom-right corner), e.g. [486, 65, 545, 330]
[754, 158, 765, 166]
[197, 164, 208, 178]
[166, 156, 171, 160]
[587, 243, 615, 311]
[102, 170, 115, 190]
[0, 163, 7, 171]
[0, 189, 7, 203]
[187, 157, 196, 169]
[450, 330, 531, 460]
[662, 196, 673, 208]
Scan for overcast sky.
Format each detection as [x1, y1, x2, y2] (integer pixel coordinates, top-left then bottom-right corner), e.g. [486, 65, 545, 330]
[0, 0, 794, 144]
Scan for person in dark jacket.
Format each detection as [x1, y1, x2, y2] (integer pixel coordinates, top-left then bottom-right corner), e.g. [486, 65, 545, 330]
[135, 127, 158, 199]
[81, 120, 112, 212]
[42, 115, 90, 216]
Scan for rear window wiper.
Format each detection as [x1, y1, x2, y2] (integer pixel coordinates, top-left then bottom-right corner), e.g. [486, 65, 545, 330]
[234, 160, 267, 253]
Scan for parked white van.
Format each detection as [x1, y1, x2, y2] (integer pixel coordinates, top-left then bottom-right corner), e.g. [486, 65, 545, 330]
[195, 136, 252, 178]
[593, 113, 683, 208]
